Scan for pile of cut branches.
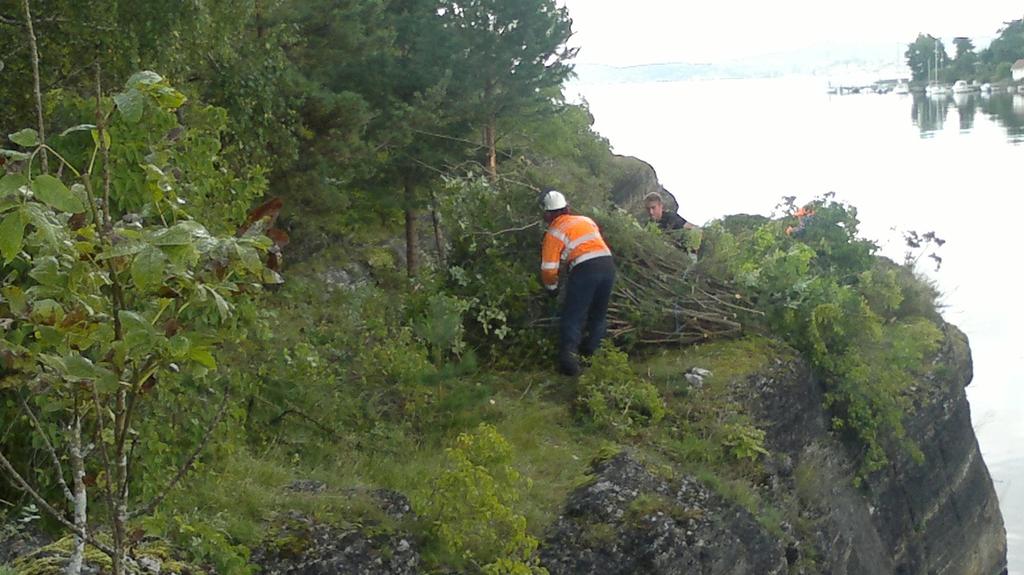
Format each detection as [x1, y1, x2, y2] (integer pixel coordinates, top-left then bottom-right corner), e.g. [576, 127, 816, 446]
[595, 210, 760, 347]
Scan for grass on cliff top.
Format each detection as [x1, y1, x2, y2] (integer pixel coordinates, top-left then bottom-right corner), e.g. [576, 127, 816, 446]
[154, 238, 793, 569]
[161, 335, 787, 551]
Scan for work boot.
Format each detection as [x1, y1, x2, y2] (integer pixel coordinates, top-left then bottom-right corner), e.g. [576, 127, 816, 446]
[558, 352, 581, 376]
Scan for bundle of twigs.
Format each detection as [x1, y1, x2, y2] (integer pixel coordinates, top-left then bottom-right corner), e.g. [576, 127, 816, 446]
[597, 210, 761, 346]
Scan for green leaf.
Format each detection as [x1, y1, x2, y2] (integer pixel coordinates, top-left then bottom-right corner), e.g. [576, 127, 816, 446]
[36, 326, 63, 347]
[189, 347, 217, 369]
[0, 149, 32, 161]
[162, 244, 198, 266]
[118, 310, 155, 349]
[23, 204, 65, 247]
[126, 71, 163, 89]
[8, 129, 39, 147]
[64, 355, 99, 379]
[148, 224, 194, 246]
[131, 247, 167, 291]
[28, 256, 63, 287]
[93, 372, 118, 392]
[236, 244, 263, 274]
[95, 371, 119, 394]
[113, 89, 144, 123]
[153, 86, 187, 109]
[37, 353, 68, 374]
[97, 239, 147, 260]
[32, 175, 85, 213]
[30, 300, 64, 324]
[261, 268, 284, 284]
[2, 286, 27, 315]
[211, 289, 231, 322]
[0, 174, 28, 197]
[0, 210, 25, 263]
[168, 335, 191, 359]
[60, 124, 97, 137]
[70, 183, 88, 207]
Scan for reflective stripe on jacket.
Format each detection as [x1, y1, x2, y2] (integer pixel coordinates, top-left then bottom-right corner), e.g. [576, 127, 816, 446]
[540, 214, 612, 290]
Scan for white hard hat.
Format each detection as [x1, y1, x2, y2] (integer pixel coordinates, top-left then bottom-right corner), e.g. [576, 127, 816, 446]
[540, 190, 567, 211]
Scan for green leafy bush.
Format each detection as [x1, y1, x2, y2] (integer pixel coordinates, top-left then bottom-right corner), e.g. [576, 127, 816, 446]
[0, 72, 272, 568]
[412, 292, 472, 367]
[577, 346, 665, 433]
[142, 513, 252, 575]
[437, 177, 552, 366]
[699, 196, 944, 479]
[421, 424, 546, 574]
[721, 422, 770, 462]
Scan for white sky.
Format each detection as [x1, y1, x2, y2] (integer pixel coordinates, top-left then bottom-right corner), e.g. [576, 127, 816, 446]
[560, 0, 1024, 65]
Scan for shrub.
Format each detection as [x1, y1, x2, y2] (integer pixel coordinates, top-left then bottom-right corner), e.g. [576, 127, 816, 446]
[577, 346, 665, 434]
[412, 292, 472, 367]
[0, 72, 272, 570]
[421, 424, 546, 574]
[698, 195, 944, 479]
[721, 422, 770, 462]
[437, 177, 550, 367]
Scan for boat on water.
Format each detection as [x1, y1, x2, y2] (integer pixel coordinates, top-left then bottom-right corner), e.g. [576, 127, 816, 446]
[952, 80, 976, 93]
[924, 42, 950, 97]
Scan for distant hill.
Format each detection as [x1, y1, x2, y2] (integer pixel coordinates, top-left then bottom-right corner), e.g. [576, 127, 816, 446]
[574, 42, 911, 84]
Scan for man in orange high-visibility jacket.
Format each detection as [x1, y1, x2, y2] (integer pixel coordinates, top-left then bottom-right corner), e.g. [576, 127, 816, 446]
[539, 190, 616, 376]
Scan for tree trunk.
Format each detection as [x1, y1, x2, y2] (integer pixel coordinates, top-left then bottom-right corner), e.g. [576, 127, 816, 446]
[67, 410, 87, 575]
[405, 177, 417, 278]
[483, 117, 497, 182]
[430, 205, 446, 268]
[482, 79, 497, 181]
[111, 389, 128, 575]
[22, 0, 48, 173]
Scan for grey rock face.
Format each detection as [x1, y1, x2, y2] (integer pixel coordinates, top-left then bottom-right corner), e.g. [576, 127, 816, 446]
[608, 156, 679, 216]
[741, 324, 1007, 575]
[540, 453, 788, 575]
[0, 524, 49, 564]
[540, 321, 1006, 575]
[866, 324, 1006, 575]
[253, 490, 420, 575]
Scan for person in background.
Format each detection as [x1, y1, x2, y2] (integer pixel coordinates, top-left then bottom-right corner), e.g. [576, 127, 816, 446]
[644, 192, 696, 231]
[785, 205, 815, 237]
[539, 190, 616, 376]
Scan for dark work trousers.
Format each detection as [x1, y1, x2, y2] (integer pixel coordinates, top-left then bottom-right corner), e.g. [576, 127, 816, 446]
[559, 256, 616, 366]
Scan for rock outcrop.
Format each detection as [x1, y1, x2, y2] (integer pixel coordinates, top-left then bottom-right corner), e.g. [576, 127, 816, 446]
[608, 155, 679, 216]
[538, 323, 1006, 575]
[540, 453, 788, 575]
[252, 489, 420, 575]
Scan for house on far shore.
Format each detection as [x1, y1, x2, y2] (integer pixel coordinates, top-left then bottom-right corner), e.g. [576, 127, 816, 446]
[1012, 59, 1024, 82]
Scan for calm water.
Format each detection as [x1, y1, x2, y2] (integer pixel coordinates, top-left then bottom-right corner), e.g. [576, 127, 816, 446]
[574, 76, 1024, 572]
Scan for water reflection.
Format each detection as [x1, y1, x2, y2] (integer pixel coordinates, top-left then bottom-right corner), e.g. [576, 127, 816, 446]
[912, 94, 951, 135]
[953, 93, 977, 131]
[913, 91, 1024, 141]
